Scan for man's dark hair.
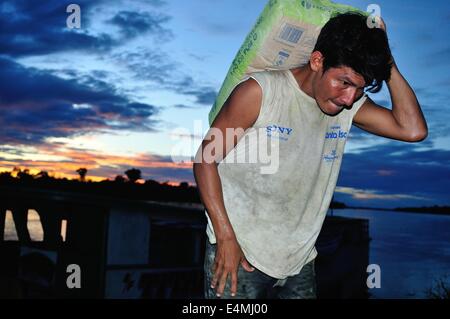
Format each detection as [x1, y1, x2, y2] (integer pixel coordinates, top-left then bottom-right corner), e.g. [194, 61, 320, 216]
[313, 12, 393, 93]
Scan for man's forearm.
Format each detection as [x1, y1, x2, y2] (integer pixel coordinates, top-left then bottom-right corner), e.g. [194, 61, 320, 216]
[193, 162, 237, 242]
[387, 62, 428, 140]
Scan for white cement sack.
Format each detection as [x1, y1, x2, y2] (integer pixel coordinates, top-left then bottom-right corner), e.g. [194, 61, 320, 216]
[209, 0, 366, 125]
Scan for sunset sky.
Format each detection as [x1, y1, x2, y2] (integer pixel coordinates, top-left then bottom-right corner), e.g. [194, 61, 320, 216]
[0, 0, 449, 208]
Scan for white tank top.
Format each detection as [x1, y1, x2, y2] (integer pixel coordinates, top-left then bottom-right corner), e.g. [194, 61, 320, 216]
[206, 70, 367, 279]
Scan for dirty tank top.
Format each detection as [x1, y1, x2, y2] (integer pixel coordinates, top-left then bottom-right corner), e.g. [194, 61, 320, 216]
[206, 69, 367, 279]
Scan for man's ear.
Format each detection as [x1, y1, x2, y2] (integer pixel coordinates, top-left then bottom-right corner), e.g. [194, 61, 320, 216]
[309, 51, 324, 72]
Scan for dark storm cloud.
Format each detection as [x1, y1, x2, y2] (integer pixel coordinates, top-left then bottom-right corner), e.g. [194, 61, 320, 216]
[0, 58, 159, 145]
[0, 0, 116, 57]
[0, 0, 173, 58]
[108, 11, 172, 40]
[339, 142, 450, 203]
[112, 50, 218, 106]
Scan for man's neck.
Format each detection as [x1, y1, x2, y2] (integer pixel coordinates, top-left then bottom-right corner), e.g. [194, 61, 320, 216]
[290, 64, 316, 99]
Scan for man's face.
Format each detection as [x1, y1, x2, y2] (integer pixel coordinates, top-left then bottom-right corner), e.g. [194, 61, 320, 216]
[312, 66, 366, 116]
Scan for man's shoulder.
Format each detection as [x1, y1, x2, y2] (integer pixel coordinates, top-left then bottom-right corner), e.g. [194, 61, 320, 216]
[248, 69, 290, 80]
[219, 77, 262, 129]
[246, 69, 291, 92]
[234, 75, 262, 94]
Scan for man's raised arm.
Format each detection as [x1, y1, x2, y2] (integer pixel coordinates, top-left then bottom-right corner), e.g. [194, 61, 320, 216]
[353, 19, 428, 142]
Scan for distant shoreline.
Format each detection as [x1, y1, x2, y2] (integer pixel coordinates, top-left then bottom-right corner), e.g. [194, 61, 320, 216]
[333, 205, 450, 216]
[1, 174, 448, 217]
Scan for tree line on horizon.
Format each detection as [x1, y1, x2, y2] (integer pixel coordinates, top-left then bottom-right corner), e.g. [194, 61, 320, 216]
[0, 167, 199, 204]
[8, 166, 148, 184]
[1, 167, 448, 214]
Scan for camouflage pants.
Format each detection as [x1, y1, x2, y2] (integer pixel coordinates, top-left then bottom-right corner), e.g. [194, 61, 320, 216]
[204, 241, 317, 299]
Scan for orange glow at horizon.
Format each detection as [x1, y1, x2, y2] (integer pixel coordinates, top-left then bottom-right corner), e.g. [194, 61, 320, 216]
[0, 144, 194, 184]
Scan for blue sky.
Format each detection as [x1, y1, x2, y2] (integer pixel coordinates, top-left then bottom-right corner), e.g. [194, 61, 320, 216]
[0, 0, 449, 208]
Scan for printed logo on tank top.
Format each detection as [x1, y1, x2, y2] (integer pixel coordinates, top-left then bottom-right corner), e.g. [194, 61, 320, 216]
[325, 125, 348, 139]
[323, 150, 339, 162]
[266, 124, 293, 141]
[323, 124, 347, 163]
